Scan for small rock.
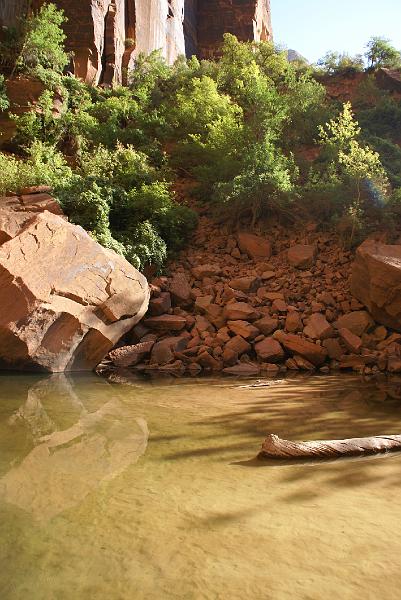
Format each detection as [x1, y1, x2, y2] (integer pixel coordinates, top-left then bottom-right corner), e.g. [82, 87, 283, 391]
[274, 331, 327, 366]
[197, 351, 222, 371]
[227, 320, 259, 340]
[223, 302, 259, 322]
[272, 299, 287, 313]
[260, 271, 275, 281]
[254, 317, 279, 335]
[169, 273, 192, 307]
[149, 292, 172, 316]
[293, 355, 316, 371]
[223, 363, 261, 376]
[285, 311, 302, 333]
[144, 314, 186, 332]
[109, 341, 154, 367]
[322, 338, 344, 360]
[335, 311, 374, 337]
[192, 264, 221, 279]
[229, 276, 259, 292]
[195, 295, 214, 313]
[303, 313, 333, 340]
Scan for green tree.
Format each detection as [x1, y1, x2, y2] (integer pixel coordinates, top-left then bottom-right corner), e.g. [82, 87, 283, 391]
[316, 51, 364, 75]
[318, 102, 388, 242]
[365, 37, 401, 70]
[15, 3, 69, 77]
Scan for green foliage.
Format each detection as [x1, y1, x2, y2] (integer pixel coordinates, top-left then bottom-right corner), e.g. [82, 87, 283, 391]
[4, 27, 401, 266]
[365, 136, 401, 187]
[214, 141, 297, 225]
[358, 98, 401, 142]
[0, 25, 22, 75]
[354, 75, 387, 109]
[0, 75, 9, 111]
[0, 141, 72, 195]
[310, 103, 389, 244]
[16, 3, 69, 77]
[319, 102, 362, 152]
[365, 37, 401, 70]
[56, 145, 197, 271]
[316, 51, 364, 76]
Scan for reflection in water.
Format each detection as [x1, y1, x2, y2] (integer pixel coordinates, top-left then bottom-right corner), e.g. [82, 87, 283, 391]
[2, 373, 401, 599]
[0, 375, 148, 521]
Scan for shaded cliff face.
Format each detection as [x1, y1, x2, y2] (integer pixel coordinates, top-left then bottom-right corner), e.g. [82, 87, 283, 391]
[0, 0, 273, 84]
[197, 0, 272, 59]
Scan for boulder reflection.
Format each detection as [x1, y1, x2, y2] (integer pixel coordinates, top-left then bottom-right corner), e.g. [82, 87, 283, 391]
[0, 374, 148, 521]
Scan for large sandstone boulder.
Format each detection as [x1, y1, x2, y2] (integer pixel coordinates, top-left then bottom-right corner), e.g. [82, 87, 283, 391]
[351, 240, 401, 332]
[0, 205, 149, 372]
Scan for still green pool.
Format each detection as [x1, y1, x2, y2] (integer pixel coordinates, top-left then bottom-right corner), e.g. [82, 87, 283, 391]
[1, 372, 401, 599]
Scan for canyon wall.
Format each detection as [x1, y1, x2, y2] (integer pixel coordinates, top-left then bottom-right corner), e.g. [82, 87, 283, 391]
[197, 0, 272, 59]
[0, 0, 273, 84]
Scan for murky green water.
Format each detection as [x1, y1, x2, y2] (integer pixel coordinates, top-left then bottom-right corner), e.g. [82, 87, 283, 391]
[1, 372, 401, 599]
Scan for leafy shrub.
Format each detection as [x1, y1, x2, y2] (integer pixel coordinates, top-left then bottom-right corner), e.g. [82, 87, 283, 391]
[0, 75, 9, 111]
[365, 37, 401, 70]
[358, 98, 401, 142]
[0, 140, 72, 194]
[56, 146, 197, 270]
[354, 75, 387, 109]
[316, 51, 364, 76]
[214, 141, 297, 226]
[16, 3, 69, 77]
[365, 135, 401, 187]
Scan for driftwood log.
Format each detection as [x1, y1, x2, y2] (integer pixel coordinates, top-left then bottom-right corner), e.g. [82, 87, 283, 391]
[258, 433, 401, 461]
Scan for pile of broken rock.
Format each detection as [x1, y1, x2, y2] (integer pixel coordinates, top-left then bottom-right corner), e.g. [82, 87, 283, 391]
[104, 218, 401, 377]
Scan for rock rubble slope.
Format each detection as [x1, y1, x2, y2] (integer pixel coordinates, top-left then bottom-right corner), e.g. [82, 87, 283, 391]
[104, 211, 401, 377]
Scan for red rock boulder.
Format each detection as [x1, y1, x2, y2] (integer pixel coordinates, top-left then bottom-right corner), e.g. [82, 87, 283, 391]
[0, 209, 149, 372]
[274, 332, 328, 367]
[237, 232, 272, 260]
[351, 240, 401, 332]
[287, 245, 316, 269]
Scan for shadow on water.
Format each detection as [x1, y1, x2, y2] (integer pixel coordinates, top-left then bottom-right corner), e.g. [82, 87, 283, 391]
[141, 372, 401, 496]
[3, 371, 401, 511]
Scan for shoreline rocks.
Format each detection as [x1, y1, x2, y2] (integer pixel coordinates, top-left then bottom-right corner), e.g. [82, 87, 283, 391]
[103, 223, 401, 378]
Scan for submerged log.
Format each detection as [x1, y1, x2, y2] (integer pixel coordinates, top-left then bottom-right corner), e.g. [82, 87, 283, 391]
[258, 433, 401, 461]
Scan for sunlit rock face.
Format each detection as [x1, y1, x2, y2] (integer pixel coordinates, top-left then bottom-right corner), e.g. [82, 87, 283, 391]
[0, 197, 150, 372]
[43, 0, 127, 86]
[131, 0, 186, 67]
[0, 1, 273, 84]
[351, 240, 401, 332]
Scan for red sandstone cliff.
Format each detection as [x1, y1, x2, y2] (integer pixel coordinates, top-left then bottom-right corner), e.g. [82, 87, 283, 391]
[197, 0, 272, 59]
[0, 0, 273, 85]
